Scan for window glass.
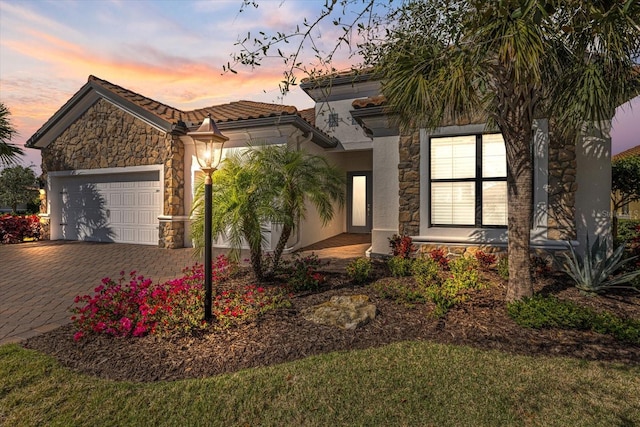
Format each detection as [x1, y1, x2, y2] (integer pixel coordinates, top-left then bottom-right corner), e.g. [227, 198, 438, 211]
[431, 182, 475, 225]
[482, 181, 507, 225]
[430, 133, 507, 227]
[431, 136, 475, 179]
[482, 134, 507, 178]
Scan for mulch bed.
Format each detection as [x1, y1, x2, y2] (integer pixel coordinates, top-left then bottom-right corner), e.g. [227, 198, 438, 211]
[23, 262, 640, 382]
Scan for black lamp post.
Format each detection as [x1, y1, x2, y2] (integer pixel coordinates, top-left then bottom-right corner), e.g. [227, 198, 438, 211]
[188, 114, 228, 322]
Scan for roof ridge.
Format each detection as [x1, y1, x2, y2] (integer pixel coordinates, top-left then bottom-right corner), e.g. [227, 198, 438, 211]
[88, 75, 185, 119]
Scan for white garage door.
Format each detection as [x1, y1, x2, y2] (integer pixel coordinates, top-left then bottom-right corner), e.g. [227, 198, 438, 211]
[57, 171, 162, 245]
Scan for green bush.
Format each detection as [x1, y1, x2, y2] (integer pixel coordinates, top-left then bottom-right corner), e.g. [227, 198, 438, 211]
[497, 256, 509, 280]
[446, 257, 482, 289]
[371, 278, 426, 305]
[617, 219, 640, 244]
[411, 257, 440, 287]
[387, 255, 413, 277]
[346, 257, 373, 285]
[507, 294, 640, 344]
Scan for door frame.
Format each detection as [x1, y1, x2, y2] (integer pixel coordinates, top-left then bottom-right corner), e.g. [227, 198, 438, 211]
[346, 171, 372, 234]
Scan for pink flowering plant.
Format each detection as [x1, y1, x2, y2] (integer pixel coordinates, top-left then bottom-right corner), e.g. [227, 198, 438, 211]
[71, 255, 288, 341]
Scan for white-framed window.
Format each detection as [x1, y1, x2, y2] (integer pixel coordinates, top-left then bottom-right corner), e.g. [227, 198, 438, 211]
[429, 133, 507, 227]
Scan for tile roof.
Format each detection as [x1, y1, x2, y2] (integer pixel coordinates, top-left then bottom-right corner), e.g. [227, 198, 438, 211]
[613, 144, 640, 161]
[89, 75, 303, 125]
[185, 102, 298, 124]
[352, 95, 386, 109]
[89, 75, 184, 123]
[298, 108, 316, 126]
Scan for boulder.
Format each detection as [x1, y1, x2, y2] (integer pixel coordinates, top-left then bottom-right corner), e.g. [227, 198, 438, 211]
[301, 295, 376, 330]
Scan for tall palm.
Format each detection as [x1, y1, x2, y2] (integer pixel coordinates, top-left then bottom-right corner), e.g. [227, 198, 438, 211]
[365, 0, 640, 301]
[0, 103, 23, 167]
[191, 152, 281, 281]
[247, 145, 345, 271]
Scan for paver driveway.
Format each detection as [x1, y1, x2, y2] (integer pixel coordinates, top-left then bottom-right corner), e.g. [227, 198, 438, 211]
[0, 241, 205, 345]
[0, 234, 371, 345]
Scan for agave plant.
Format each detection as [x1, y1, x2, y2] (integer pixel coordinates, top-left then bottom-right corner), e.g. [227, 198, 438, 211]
[559, 236, 640, 295]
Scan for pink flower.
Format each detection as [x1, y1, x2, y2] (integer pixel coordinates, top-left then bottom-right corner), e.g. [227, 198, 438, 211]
[73, 331, 84, 341]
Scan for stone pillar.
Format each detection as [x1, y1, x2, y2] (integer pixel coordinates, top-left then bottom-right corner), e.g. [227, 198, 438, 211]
[160, 133, 186, 248]
[398, 130, 420, 236]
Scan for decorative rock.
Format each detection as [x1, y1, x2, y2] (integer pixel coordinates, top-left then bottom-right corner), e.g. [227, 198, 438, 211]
[301, 295, 376, 330]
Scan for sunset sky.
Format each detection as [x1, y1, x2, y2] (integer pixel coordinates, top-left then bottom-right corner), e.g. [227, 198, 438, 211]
[1, 0, 638, 172]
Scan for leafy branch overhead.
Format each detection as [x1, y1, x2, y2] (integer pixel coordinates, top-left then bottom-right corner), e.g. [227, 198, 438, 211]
[226, 0, 387, 95]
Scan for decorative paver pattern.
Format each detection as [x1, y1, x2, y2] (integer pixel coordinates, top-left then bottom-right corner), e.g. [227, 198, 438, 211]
[0, 235, 370, 345]
[0, 241, 199, 345]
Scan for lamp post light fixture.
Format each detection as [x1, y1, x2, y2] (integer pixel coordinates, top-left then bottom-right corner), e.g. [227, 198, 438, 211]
[188, 114, 228, 322]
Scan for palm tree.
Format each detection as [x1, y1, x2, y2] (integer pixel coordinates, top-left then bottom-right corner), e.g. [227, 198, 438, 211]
[191, 152, 281, 281]
[247, 144, 345, 271]
[365, 0, 640, 301]
[0, 103, 23, 167]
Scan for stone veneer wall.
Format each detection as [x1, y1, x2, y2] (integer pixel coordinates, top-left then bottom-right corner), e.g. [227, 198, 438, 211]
[397, 124, 577, 250]
[41, 99, 186, 248]
[398, 130, 421, 236]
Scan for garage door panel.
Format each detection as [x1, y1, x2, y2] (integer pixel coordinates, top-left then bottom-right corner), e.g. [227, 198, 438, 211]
[57, 171, 161, 245]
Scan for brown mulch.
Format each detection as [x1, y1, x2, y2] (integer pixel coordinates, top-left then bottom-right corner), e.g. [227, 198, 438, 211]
[22, 262, 640, 383]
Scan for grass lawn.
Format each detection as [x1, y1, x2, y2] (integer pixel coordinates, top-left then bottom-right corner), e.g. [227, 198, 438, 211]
[2, 340, 639, 426]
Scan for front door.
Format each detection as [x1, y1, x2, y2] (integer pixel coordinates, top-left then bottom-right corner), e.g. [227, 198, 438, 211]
[347, 171, 372, 233]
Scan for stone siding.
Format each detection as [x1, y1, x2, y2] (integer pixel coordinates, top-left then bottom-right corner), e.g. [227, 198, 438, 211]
[398, 130, 420, 236]
[41, 99, 185, 248]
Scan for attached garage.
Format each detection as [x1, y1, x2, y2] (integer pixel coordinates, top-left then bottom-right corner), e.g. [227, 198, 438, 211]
[48, 167, 163, 245]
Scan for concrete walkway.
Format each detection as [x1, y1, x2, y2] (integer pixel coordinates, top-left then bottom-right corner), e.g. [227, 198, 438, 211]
[0, 234, 370, 345]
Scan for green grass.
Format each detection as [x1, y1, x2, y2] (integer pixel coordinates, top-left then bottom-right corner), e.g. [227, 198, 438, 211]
[2, 341, 639, 426]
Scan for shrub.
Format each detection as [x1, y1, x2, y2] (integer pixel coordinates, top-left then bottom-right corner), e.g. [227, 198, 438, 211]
[388, 234, 416, 258]
[346, 257, 373, 284]
[429, 248, 450, 270]
[446, 257, 482, 290]
[0, 214, 40, 244]
[424, 257, 483, 317]
[474, 250, 496, 270]
[372, 278, 426, 305]
[558, 236, 640, 295]
[283, 253, 327, 292]
[387, 255, 413, 277]
[507, 295, 640, 344]
[71, 256, 290, 340]
[213, 285, 291, 329]
[411, 257, 440, 287]
[617, 219, 640, 245]
[497, 256, 509, 280]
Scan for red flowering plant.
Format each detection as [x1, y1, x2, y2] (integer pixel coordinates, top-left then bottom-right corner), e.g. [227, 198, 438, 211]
[70, 255, 281, 341]
[474, 250, 497, 270]
[281, 253, 328, 292]
[0, 214, 40, 244]
[388, 234, 416, 258]
[429, 248, 450, 270]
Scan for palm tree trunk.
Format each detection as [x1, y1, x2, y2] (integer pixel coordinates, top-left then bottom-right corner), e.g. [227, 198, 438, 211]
[272, 222, 293, 272]
[503, 125, 534, 302]
[250, 246, 264, 282]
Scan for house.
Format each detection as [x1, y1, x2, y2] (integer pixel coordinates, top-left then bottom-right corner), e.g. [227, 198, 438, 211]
[612, 144, 640, 221]
[27, 72, 613, 256]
